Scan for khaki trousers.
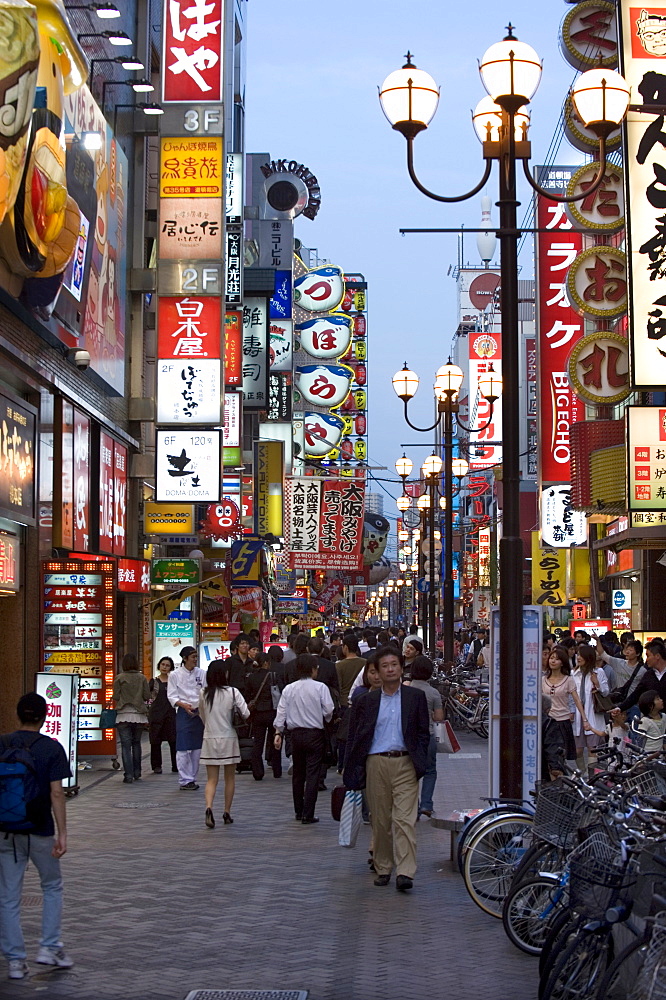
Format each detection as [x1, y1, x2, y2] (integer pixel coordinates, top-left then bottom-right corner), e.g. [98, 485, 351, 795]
[366, 754, 419, 878]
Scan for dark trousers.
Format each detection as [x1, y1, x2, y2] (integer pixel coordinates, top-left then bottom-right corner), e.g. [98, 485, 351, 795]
[117, 722, 144, 779]
[149, 720, 177, 771]
[251, 710, 281, 778]
[290, 727, 325, 821]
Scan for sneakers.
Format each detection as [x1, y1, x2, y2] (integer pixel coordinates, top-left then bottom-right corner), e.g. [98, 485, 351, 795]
[179, 781, 199, 790]
[8, 960, 28, 979]
[36, 946, 74, 968]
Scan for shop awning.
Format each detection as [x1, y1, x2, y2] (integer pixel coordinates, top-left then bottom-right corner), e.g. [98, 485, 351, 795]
[592, 525, 666, 552]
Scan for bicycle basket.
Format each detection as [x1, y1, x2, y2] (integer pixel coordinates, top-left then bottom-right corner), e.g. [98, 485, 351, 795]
[634, 842, 666, 919]
[532, 780, 593, 849]
[629, 911, 666, 1000]
[568, 831, 637, 918]
[624, 767, 666, 799]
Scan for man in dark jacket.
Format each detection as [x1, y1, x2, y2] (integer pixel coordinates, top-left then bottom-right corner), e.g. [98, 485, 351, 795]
[226, 635, 252, 695]
[343, 645, 430, 893]
[307, 636, 340, 790]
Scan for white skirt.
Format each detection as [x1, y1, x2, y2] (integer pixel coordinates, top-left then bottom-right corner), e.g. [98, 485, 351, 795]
[200, 735, 241, 764]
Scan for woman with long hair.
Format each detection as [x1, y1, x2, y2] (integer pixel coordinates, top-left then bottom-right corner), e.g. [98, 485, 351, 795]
[541, 646, 589, 769]
[198, 659, 250, 828]
[113, 652, 149, 783]
[572, 643, 609, 770]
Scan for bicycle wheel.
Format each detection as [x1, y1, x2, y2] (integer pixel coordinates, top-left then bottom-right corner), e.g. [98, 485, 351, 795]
[502, 875, 565, 955]
[541, 929, 613, 1000]
[539, 914, 586, 998]
[476, 700, 489, 739]
[596, 935, 648, 1000]
[512, 842, 567, 890]
[457, 805, 533, 875]
[463, 813, 534, 917]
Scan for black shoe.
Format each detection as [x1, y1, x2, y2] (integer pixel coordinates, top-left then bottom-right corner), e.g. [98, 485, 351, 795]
[123, 776, 133, 783]
[273, 773, 282, 779]
[205, 808, 215, 829]
[171, 767, 178, 773]
[134, 775, 141, 781]
[222, 812, 233, 824]
[180, 781, 199, 790]
[153, 768, 162, 774]
[318, 782, 327, 791]
[302, 817, 320, 825]
[374, 874, 391, 886]
[294, 814, 303, 821]
[396, 875, 414, 892]
[253, 775, 264, 781]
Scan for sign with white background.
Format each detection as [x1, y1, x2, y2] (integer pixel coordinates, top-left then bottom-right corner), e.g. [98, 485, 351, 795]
[156, 431, 221, 501]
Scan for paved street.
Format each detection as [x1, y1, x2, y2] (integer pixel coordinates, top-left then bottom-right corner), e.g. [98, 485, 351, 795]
[5, 732, 535, 1000]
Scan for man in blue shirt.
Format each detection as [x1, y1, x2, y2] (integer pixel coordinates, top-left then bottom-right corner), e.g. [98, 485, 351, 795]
[343, 646, 430, 892]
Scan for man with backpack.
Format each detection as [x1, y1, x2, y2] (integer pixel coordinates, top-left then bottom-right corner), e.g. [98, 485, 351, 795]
[0, 693, 73, 980]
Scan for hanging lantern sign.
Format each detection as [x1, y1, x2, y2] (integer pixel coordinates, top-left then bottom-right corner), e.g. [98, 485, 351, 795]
[303, 411, 345, 458]
[293, 265, 345, 312]
[296, 314, 352, 359]
[559, 1, 617, 71]
[566, 246, 627, 319]
[567, 331, 631, 406]
[565, 162, 624, 233]
[295, 364, 354, 407]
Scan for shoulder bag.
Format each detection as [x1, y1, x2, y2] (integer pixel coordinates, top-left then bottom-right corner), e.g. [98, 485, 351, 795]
[247, 671, 270, 711]
[270, 673, 282, 710]
[610, 662, 644, 704]
[99, 705, 117, 729]
[231, 689, 246, 730]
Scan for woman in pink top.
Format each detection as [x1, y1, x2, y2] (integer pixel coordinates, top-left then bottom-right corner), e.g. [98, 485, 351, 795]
[542, 647, 589, 767]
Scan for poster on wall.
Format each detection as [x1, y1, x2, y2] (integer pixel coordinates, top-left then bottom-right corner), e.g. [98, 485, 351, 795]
[284, 478, 365, 570]
[0, 390, 36, 526]
[153, 620, 196, 674]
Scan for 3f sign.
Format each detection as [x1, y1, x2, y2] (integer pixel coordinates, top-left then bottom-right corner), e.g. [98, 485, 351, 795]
[183, 108, 221, 133]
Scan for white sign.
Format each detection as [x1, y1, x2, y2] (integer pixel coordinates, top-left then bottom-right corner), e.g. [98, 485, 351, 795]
[225, 152, 243, 225]
[522, 607, 542, 802]
[157, 359, 221, 424]
[612, 588, 631, 610]
[284, 478, 321, 555]
[269, 319, 293, 372]
[473, 588, 491, 625]
[224, 392, 241, 447]
[155, 431, 221, 501]
[43, 613, 102, 625]
[620, 4, 666, 388]
[242, 298, 268, 411]
[199, 640, 232, 665]
[293, 266, 345, 312]
[540, 484, 587, 547]
[153, 620, 196, 675]
[626, 405, 666, 526]
[296, 315, 352, 360]
[303, 411, 345, 458]
[35, 672, 79, 788]
[295, 364, 354, 408]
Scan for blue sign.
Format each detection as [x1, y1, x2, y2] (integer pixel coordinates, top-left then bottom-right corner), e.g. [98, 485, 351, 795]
[270, 269, 292, 319]
[417, 577, 430, 594]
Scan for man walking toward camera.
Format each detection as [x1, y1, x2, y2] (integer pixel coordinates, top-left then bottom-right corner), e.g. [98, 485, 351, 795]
[0, 693, 73, 980]
[344, 645, 430, 892]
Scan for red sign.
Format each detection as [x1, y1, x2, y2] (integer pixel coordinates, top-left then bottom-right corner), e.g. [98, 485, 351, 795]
[162, 0, 224, 103]
[113, 442, 127, 556]
[536, 170, 586, 482]
[117, 558, 150, 594]
[317, 577, 343, 610]
[225, 311, 242, 386]
[99, 432, 114, 554]
[0, 533, 19, 592]
[158, 296, 221, 359]
[73, 409, 90, 552]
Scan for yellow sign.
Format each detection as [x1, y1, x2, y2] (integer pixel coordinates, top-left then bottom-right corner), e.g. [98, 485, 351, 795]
[45, 664, 102, 676]
[160, 138, 223, 198]
[255, 441, 284, 537]
[145, 503, 194, 534]
[531, 532, 566, 607]
[43, 651, 103, 664]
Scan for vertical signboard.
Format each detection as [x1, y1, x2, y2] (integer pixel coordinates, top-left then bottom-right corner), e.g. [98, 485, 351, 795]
[535, 168, 586, 482]
[225, 311, 242, 386]
[162, 0, 224, 103]
[99, 432, 114, 554]
[284, 478, 365, 569]
[73, 409, 90, 552]
[626, 405, 666, 526]
[254, 440, 284, 538]
[35, 673, 79, 789]
[0, 389, 36, 525]
[113, 442, 127, 556]
[242, 298, 269, 410]
[522, 607, 542, 803]
[620, 5, 666, 388]
[468, 331, 502, 470]
[531, 532, 567, 606]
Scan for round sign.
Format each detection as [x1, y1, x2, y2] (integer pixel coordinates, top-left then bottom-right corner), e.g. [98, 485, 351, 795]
[613, 589, 629, 609]
[560, 1, 617, 71]
[565, 161, 624, 233]
[566, 246, 627, 319]
[293, 266, 345, 313]
[295, 364, 354, 408]
[563, 93, 622, 153]
[303, 411, 345, 457]
[568, 330, 630, 405]
[471, 333, 499, 359]
[468, 272, 501, 311]
[296, 314, 352, 360]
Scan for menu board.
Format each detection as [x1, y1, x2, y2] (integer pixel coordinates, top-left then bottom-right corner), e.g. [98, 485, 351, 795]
[41, 560, 116, 753]
[35, 672, 79, 789]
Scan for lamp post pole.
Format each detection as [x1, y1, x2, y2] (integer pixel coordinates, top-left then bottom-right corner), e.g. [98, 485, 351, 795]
[442, 404, 455, 665]
[428, 478, 436, 655]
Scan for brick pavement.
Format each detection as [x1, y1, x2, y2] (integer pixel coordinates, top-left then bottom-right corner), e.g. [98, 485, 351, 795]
[3, 731, 536, 1000]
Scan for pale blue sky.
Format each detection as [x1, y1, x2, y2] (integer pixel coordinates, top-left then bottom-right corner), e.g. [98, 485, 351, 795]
[245, 1, 588, 511]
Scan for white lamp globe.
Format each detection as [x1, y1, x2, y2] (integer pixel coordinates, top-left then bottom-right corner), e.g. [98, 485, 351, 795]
[379, 55, 440, 136]
[479, 31, 542, 111]
[571, 68, 630, 138]
[472, 95, 530, 142]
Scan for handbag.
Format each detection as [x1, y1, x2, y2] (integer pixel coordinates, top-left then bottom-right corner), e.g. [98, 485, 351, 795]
[247, 671, 270, 711]
[270, 673, 281, 710]
[338, 789, 363, 847]
[434, 719, 460, 754]
[610, 662, 644, 704]
[99, 706, 117, 729]
[231, 690, 245, 729]
[331, 784, 346, 822]
[593, 689, 615, 713]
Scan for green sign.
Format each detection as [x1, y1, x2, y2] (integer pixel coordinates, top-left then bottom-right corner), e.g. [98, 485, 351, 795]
[150, 559, 200, 586]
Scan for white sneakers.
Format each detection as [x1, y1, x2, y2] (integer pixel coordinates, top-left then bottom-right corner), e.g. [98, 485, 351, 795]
[8, 960, 28, 979]
[36, 946, 74, 968]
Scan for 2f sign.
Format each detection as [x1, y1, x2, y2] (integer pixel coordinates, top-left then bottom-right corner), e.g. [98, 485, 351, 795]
[183, 266, 220, 293]
[184, 107, 222, 133]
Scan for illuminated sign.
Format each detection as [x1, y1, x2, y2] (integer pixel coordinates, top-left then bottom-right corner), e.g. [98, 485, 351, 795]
[151, 558, 200, 586]
[117, 558, 151, 594]
[540, 485, 587, 547]
[626, 405, 666, 527]
[144, 502, 194, 533]
[293, 266, 344, 312]
[155, 430, 221, 501]
[225, 153, 243, 224]
[159, 198, 222, 259]
[35, 673, 79, 789]
[0, 389, 36, 524]
[159, 137, 223, 198]
[154, 620, 196, 674]
[284, 478, 365, 570]
[269, 319, 293, 372]
[242, 298, 268, 410]
[295, 364, 354, 407]
[157, 296, 221, 359]
[162, 0, 224, 103]
[157, 359, 221, 424]
[224, 392, 241, 447]
[0, 533, 19, 593]
[225, 311, 242, 386]
[296, 315, 352, 360]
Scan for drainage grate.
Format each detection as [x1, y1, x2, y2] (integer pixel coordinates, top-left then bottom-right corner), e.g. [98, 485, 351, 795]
[21, 895, 41, 907]
[184, 993, 308, 1000]
[114, 801, 172, 809]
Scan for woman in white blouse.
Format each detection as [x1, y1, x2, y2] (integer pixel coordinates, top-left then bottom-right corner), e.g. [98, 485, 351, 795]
[198, 659, 250, 828]
[572, 644, 609, 771]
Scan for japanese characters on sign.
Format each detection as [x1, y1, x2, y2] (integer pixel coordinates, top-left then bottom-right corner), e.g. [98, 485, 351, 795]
[540, 484, 587, 547]
[620, 3, 666, 387]
[0, 533, 19, 593]
[160, 137, 222, 198]
[157, 359, 221, 424]
[269, 319, 293, 371]
[73, 410, 90, 551]
[478, 528, 491, 587]
[225, 311, 242, 386]
[224, 393, 241, 447]
[158, 296, 221, 359]
[270, 270, 292, 320]
[144, 503, 194, 533]
[468, 333, 502, 470]
[117, 558, 151, 594]
[568, 331, 631, 405]
[225, 229, 242, 305]
[285, 478, 365, 570]
[531, 533, 567, 606]
[522, 607, 543, 799]
[242, 298, 269, 410]
[267, 372, 292, 422]
[303, 412, 345, 458]
[151, 558, 200, 586]
[296, 315, 353, 360]
[626, 405, 666, 526]
[35, 673, 79, 788]
[566, 245, 628, 318]
[113, 442, 127, 556]
[231, 537, 263, 585]
[565, 161, 624, 232]
[154, 621, 195, 674]
[99, 433, 115, 554]
[560, 1, 618, 70]
[535, 167, 586, 481]
[155, 430, 221, 501]
[295, 364, 354, 408]
[162, 0, 224, 103]
[293, 266, 344, 312]
[159, 198, 222, 259]
[225, 153, 243, 224]
[0, 390, 36, 525]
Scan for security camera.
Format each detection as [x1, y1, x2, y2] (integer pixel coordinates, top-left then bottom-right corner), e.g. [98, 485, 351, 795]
[260, 172, 309, 220]
[72, 349, 91, 370]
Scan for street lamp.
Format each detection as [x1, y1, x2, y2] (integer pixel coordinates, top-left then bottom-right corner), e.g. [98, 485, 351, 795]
[396, 494, 411, 512]
[380, 29, 629, 799]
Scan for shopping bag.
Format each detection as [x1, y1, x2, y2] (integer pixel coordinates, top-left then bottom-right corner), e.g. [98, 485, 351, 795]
[434, 720, 460, 754]
[99, 707, 117, 729]
[338, 789, 363, 847]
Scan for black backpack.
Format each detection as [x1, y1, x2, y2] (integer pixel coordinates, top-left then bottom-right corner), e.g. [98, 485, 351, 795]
[0, 734, 45, 833]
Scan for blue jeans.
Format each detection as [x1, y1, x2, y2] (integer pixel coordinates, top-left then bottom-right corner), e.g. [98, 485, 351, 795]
[0, 833, 63, 960]
[117, 721, 144, 779]
[419, 734, 438, 813]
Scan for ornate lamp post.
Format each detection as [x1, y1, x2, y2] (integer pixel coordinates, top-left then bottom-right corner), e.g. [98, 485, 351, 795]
[381, 34, 630, 798]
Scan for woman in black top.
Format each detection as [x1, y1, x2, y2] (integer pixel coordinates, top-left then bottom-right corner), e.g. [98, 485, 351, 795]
[245, 651, 281, 780]
[149, 657, 177, 773]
